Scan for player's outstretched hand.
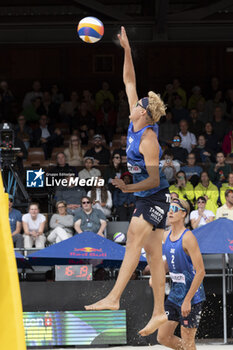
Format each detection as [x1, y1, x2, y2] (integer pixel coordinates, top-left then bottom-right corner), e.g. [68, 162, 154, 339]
[112, 177, 127, 192]
[117, 26, 130, 50]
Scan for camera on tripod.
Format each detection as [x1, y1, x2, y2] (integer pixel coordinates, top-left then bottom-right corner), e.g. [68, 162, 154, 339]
[0, 122, 29, 203]
[0, 122, 19, 165]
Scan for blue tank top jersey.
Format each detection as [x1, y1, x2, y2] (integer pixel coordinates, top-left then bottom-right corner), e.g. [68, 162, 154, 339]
[163, 229, 205, 307]
[126, 122, 169, 197]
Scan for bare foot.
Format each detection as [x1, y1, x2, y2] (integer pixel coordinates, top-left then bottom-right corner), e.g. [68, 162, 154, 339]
[139, 313, 167, 337]
[85, 297, 120, 311]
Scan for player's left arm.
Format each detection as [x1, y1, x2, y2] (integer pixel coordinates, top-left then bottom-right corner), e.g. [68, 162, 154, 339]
[181, 231, 205, 317]
[112, 130, 159, 193]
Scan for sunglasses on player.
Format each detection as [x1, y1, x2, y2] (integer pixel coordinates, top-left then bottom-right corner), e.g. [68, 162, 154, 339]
[169, 205, 186, 213]
[135, 101, 152, 118]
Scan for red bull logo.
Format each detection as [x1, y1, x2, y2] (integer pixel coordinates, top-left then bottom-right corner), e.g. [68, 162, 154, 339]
[74, 247, 103, 253]
[228, 239, 233, 251]
[70, 247, 107, 258]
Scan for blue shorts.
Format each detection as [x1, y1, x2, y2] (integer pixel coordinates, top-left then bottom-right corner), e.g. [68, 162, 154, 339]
[132, 189, 170, 230]
[165, 298, 203, 329]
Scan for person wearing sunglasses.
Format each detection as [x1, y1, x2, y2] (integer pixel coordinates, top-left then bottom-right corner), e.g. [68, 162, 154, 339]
[74, 196, 107, 237]
[103, 152, 126, 194]
[170, 135, 188, 164]
[190, 196, 214, 229]
[85, 26, 170, 337]
[157, 198, 206, 350]
[112, 134, 127, 165]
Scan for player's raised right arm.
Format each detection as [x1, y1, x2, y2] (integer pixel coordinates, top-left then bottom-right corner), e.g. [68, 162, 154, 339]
[118, 26, 138, 113]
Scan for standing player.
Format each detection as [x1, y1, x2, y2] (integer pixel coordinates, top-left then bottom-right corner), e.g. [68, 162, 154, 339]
[85, 26, 170, 336]
[157, 199, 205, 350]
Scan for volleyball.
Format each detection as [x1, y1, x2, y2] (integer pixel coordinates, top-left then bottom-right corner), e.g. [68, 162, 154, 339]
[77, 17, 104, 43]
[113, 232, 126, 243]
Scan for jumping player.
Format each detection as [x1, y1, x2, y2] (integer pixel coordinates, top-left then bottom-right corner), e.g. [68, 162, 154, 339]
[157, 198, 205, 350]
[85, 26, 170, 336]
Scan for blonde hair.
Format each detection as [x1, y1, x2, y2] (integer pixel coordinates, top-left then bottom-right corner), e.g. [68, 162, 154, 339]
[69, 136, 83, 159]
[148, 91, 166, 123]
[172, 198, 190, 218]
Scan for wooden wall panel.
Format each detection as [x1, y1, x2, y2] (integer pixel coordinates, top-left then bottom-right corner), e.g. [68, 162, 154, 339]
[0, 43, 231, 103]
[10, 49, 40, 79]
[0, 50, 13, 80]
[224, 49, 233, 88]
[37, 48, 61, 80]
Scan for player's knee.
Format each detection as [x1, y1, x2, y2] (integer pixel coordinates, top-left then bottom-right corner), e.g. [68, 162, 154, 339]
[143, 243, 153, 257]
[126, 230, 143, 247]
[126, 229, 135, 241]
[144, 246, 162, 262]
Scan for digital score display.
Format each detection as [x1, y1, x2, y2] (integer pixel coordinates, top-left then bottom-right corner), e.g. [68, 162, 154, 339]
[55, 265, 92, 281]
[23, 310, 127, 346]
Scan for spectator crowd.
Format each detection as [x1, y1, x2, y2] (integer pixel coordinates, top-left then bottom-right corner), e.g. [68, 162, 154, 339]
[3, 77, 233, 250]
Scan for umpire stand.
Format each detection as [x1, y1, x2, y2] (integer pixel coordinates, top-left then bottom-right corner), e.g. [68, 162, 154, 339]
[0, 147, 29, 208]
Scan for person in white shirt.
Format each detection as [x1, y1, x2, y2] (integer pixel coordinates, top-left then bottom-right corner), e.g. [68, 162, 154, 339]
[179, 119, 197, 153]
[216, 189, 233, 220]
[190, 196, 214, 229]
[87, 177, 113, 217]
[22, 203, 46, 249]
[78, 157, 101, 180]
